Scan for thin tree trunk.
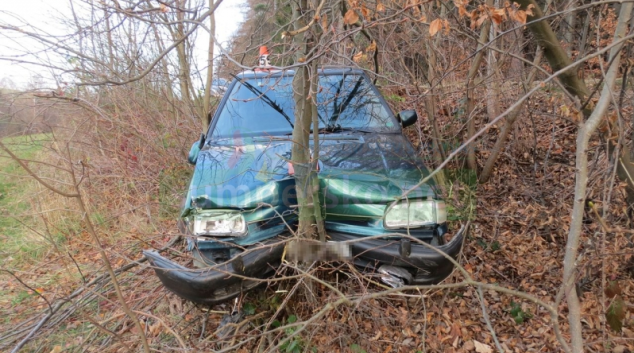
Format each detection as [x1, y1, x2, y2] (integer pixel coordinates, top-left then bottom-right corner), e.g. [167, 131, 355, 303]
[465, 1, 492, 171]
[578, 8, 592, 61]
[563, 1, 578, 57]
[479, 48, 543, 183]
[291, 0, 318, 238]
[310, 62, 325, 242]
[485, 0, 501, 124]
[103, 5, 116, 71]
[150, 22, 175, 102]
[202, 0, 216, 131]
[423, 41, 447, 179]
[175, 5, 196, 117]
[515, 0, 590, 108]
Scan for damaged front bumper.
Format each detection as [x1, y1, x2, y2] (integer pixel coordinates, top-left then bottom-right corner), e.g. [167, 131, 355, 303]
[143, 237, 285, 305]
[145, 225, 465, 304]
[329, 224, 467, 285]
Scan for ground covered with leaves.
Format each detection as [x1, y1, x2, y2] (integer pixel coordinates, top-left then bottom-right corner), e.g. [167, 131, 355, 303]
[2, 86, 634, 353]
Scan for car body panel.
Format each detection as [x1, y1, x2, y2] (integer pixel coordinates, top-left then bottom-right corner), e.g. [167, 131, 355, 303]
[329, 224, 466, 284]
[143, 237, 285, 304]
[186, 134, 435, 213]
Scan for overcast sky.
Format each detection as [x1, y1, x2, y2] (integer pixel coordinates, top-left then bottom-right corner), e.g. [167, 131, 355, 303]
[0, 0, 245, 88]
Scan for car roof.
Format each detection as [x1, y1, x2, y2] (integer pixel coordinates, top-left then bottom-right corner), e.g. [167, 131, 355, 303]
[235, 66, 365, 79]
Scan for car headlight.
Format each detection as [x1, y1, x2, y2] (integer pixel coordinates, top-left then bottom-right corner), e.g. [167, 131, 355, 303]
[384, 199, 447, 229]
[189, 211, 247, 237]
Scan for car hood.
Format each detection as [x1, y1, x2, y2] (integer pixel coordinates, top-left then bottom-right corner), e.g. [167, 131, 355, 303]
[186, 133, 437, 213]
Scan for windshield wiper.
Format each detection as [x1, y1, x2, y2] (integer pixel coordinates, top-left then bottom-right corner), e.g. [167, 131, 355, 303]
[230, 74, 294, 129]
[283, 126, 373, 135]
[313, 125, 373, 134]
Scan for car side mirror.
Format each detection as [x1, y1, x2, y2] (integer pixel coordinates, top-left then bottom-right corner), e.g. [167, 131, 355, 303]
[397, 110, 418, 128]
[188, 133, 205, 165]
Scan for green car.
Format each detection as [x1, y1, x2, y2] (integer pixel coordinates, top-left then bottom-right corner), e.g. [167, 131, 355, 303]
[144, 67, 465, 304]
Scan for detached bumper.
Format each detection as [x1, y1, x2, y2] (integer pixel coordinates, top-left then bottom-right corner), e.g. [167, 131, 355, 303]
[143, 238, 285, 305]
[328, 224, 466, 284]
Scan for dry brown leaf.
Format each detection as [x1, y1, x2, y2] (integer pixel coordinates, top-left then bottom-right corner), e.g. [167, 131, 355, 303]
[474, 340, 492, 353]
[366, 41, 377, 52]
[429, 18, 443, 36]
[491, 13, 503, 24]
[411, 0, 421, 15]
[475, 14, 487, 28]
[491, 8, 506, 24]
[321, 15, 328, 29]
[470, 10, 483, 29]
[353, 51, 366, 63]
[377, 2, 385, 12]
[514, 10, 527, 24]
[457, 4, 471, 17]
[149, 321, 162, 336]
[370, 330, 382, 341]
[49, 346, 62, 353]
[614, 346, 628, 353]
[343, 9, 359, 25]
[360, 5, 370, 18]
[443, 19, 451, 34]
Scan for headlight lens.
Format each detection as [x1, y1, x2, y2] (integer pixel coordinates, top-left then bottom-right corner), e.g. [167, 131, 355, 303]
[190, 211, 247, 237]
[384, 200, 447, 228]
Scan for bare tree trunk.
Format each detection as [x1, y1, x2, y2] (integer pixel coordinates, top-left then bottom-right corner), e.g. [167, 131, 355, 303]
[150, 22, 176, 102]
[290, 0, 320, 238]
[563, 1, 578, 57]
[310, 62, 326, 242]
[174, 5, 196, 118]
[578, 8, 592, 63]
[515, 0, 590, 107]
[422, 45, 447, 179]
[202, 0, 216, 131]
[479, 48, 543, 183]
[485, 0, 500, 125]
[464, 2, 492, 171]
[103, 5, 116, 71]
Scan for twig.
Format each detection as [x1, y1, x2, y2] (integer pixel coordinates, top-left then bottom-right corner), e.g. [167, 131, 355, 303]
[133, 310, 187, 350]
[281, 0, 326, 38]
[1, 269, 53, 314]
[5, 236, 180, 351]
[477, 285, 504, 353]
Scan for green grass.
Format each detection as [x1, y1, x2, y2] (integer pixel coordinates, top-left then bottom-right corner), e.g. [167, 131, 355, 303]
[0, 133, 58, 266]
[445, 168, 478, 222]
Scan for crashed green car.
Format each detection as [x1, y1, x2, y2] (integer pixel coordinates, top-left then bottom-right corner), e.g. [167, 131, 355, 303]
[144, 67, 465, 304]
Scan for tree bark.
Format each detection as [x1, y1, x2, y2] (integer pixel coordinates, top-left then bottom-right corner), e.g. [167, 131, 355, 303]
[515, 0, 590, 109]
[174, 5, 196, 119]
[479, 48, 543, 183]
[563, 0, 578, 57]
[421, 39, 447, 188]
[202, 0, 216, 131]
[290, 0, 322, 238]
[464, 2, 492, 171]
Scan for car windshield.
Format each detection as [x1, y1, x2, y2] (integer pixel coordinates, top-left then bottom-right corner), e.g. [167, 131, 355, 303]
[210, 73, 399, 138]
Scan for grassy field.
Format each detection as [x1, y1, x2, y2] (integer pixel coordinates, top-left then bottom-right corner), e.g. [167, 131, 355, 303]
[0, 133, 56, 266]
